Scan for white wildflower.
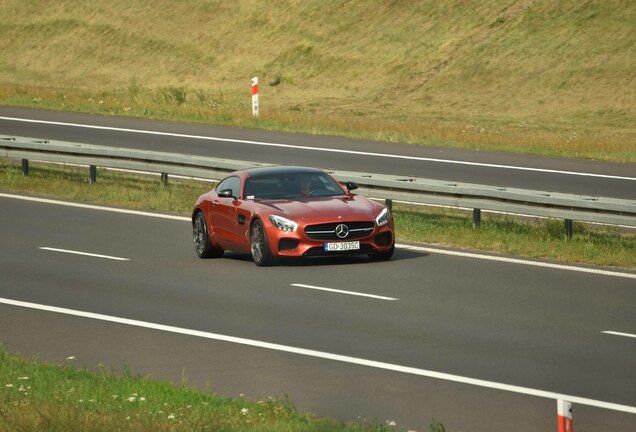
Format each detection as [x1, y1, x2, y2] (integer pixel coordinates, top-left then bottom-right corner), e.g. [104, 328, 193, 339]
[167, 414, 175, 420]
[240, 408, 249, 415]
[5, 384, 14, 388]
[66, 356, 76, 361]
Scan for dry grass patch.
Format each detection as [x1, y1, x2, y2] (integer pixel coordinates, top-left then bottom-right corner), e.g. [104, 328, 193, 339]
[0, 0, 634, 162]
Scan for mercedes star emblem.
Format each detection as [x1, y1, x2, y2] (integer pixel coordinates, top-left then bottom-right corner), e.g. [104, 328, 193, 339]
[335, 223, 349, 239]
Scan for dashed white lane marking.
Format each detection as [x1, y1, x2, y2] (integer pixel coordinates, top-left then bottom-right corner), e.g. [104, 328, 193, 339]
[0, 296, 635, 414]
[291, 283, 398, 301]
[39, 247, 129, 261]
[2, 116, 635, 181]
[2, 193, 635, 279]
[602, 331, 636, 339]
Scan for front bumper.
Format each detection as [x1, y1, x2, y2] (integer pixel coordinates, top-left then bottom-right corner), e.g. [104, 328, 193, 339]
[266, 221, 394, 258]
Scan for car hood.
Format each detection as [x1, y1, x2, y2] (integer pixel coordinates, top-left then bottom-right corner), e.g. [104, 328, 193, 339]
[259, 196, 382, 223]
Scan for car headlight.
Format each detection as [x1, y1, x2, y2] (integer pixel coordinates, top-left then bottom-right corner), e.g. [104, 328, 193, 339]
[269, 214, 298, 232]
[375, 207, 391, 227]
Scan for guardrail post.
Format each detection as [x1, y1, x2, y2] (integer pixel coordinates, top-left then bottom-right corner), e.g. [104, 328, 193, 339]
[385, 199, 393, 210]
[564, 219, 573, 240]
[557, 400, 573, 432]
[21, 159, 29, 176]
[473, 208, 481, 229]
[161, 172, 168, 186]
[89, 165, 97, 184]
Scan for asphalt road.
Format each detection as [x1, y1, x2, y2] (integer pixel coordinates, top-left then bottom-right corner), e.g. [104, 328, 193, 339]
[1, 194, 635, 431]
[1, 106, 635, 199]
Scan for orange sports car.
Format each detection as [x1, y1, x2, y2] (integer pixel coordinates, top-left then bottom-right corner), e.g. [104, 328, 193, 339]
[192, 166, 394, 266]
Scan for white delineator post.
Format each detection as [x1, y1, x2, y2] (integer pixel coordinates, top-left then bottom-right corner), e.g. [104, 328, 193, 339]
[251, 77, 259, 117]
[557, 400, 573, 432]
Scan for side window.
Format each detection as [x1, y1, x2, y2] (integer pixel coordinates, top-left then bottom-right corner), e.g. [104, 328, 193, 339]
[216, 176, 241, 198]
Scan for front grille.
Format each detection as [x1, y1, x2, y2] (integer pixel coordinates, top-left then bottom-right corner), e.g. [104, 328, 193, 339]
[304, 221, 374, 240]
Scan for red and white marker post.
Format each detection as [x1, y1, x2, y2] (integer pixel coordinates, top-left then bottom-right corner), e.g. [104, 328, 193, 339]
[557, 400, 573, 432]
[251, 77, 259, 117]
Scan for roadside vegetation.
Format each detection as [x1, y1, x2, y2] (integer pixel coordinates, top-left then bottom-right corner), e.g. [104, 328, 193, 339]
[0, 346, 404, 432]
[1, 160, 634, 270]
[0, 1, 634, 162]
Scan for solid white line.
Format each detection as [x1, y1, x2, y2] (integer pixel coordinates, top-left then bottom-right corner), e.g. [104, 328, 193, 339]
[39, 247, 129, 261]
[396, 243, 636, 280]
[0, 296, 634, 415]
[2, 193, 635, 279]
[0, 193, 190, 221]
[2, 116, 635, 181]
[602, 331, 636, 339]
[291, 283, 398, 301]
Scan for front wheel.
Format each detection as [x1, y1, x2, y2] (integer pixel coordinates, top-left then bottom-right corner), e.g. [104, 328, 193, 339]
[250, 219, 274, 266]
[193, 212, 223, 258]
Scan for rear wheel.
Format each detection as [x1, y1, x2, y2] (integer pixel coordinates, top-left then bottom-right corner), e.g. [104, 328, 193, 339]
[250, 219, 273, 266]
[193, 212, 223, 258]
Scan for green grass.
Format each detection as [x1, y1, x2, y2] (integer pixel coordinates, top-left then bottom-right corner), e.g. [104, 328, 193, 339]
[1, 1, 635, 162]
[0, 347, 394, 432]
[1, 159, 634, 270]
[396, 204, 636, 269]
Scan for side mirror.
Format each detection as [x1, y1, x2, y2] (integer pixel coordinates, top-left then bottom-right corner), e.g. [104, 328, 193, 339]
[345, 182, 358, 192]
[218, 189, 235, 199]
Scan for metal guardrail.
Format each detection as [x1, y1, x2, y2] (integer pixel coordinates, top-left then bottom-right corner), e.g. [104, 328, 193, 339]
[2, 135, 636, 234]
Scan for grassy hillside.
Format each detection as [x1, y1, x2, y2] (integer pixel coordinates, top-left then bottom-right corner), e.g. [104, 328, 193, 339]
[0, 0, 634, 162]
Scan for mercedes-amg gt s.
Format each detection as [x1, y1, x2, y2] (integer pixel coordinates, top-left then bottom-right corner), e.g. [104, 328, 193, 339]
[192, 166, 394, 266]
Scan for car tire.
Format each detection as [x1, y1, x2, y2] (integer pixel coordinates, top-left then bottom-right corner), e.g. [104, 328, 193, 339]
[193, 211, 223, 258]
[369, 243, 394, 261]
[250, 219, 273, 266]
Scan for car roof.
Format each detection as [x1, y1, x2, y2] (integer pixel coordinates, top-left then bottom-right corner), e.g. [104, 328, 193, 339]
[244, 165, 324, 178]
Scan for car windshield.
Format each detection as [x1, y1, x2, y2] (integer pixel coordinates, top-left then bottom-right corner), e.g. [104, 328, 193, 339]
[244, 172, 345, 200]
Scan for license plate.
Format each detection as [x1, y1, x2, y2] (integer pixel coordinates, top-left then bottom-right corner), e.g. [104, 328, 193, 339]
[324, 241, 360, 252]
